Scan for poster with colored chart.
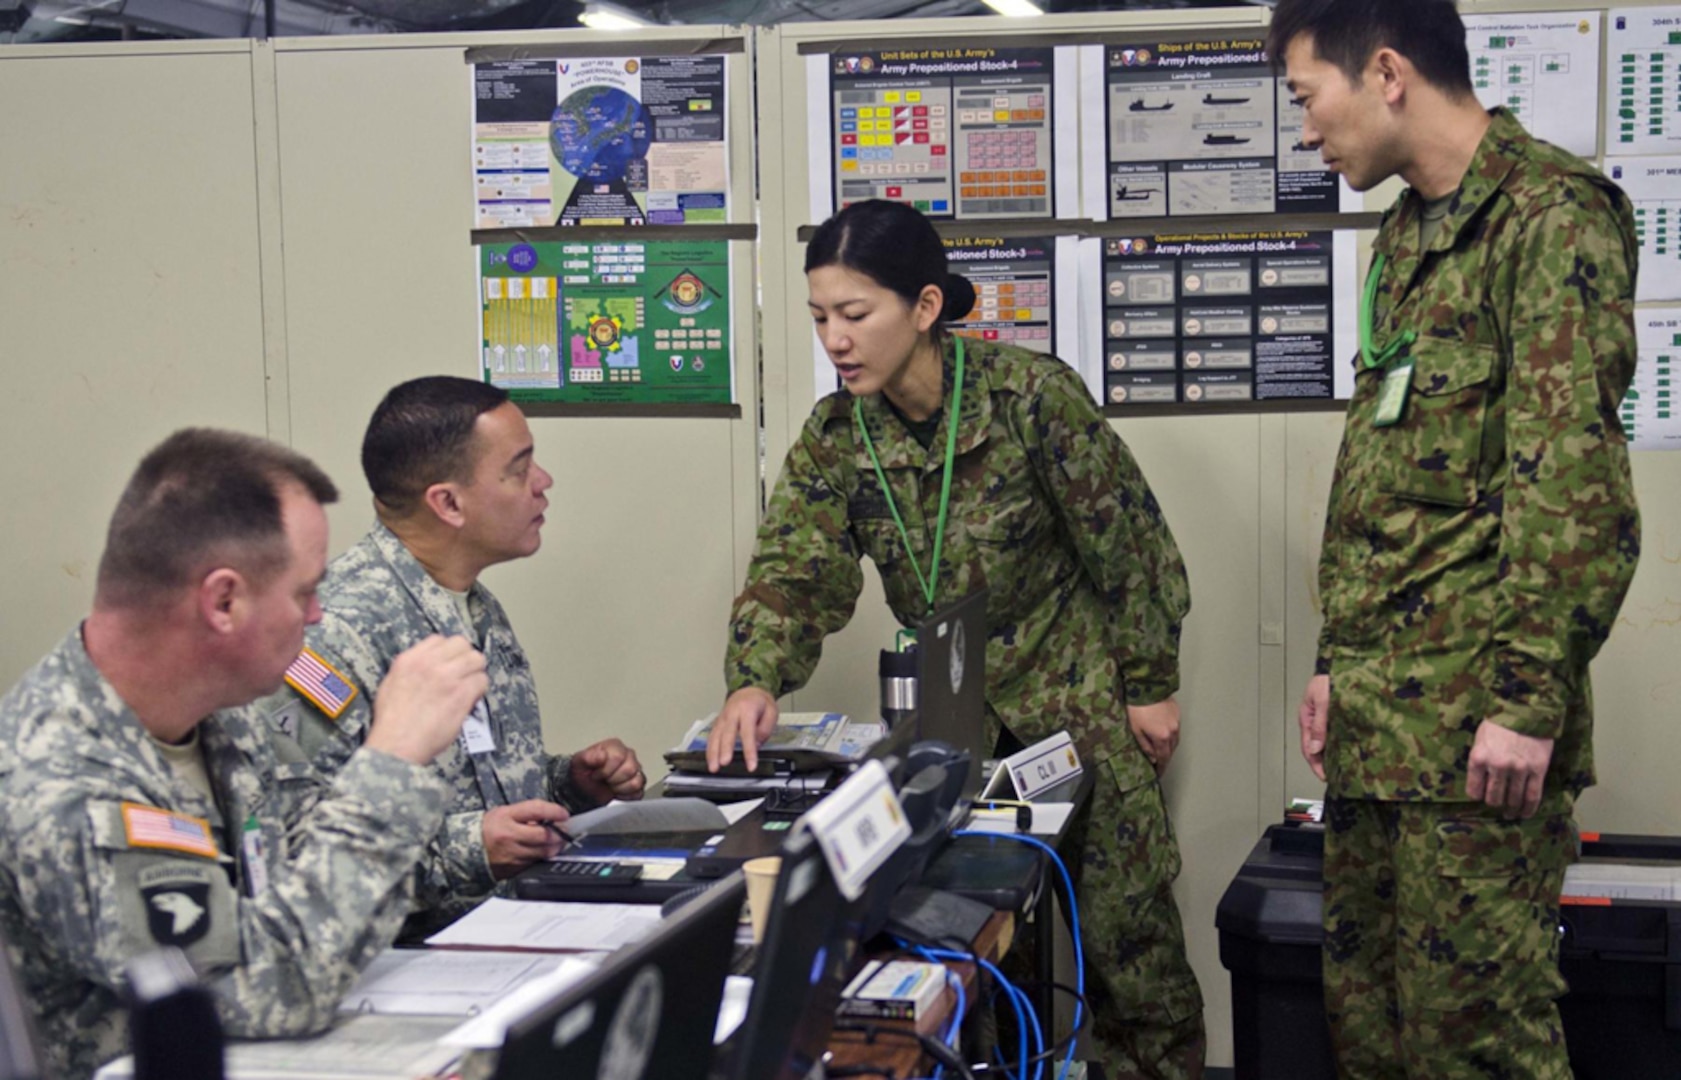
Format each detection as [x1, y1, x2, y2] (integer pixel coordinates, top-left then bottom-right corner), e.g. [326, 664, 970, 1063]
[1623, 307, 1681, 450]
[479, 241, 732, 405]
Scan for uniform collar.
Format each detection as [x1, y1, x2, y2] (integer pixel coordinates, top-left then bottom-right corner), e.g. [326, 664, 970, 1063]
[1378, 107, 1526, 258]
[367, 521, 484, 640]
[851, 336, 994, 472]
[59, 626, 235, 820]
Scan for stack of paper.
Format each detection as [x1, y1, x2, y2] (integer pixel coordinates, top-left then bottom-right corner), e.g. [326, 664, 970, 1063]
[424, 897, 663, 952]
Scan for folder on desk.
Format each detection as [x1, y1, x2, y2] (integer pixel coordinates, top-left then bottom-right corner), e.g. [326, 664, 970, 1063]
[664, 712, 881, 777]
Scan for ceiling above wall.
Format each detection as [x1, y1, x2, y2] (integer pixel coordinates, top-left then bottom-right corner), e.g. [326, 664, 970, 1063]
[1, 0, 1271, 45]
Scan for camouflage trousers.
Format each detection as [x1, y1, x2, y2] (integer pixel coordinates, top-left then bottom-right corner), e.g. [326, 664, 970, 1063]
[1322, 796, 1577, 1080]
[1060, 762, 1205, 1080]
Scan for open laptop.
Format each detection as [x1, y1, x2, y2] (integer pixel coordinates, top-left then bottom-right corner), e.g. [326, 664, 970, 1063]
[915, 589, 988, 800]
[492, 872, 745, 1080]
[717, 825, 868, 1080]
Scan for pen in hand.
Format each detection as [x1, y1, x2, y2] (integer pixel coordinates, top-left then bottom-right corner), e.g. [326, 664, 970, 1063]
[542, 820, 578, 847]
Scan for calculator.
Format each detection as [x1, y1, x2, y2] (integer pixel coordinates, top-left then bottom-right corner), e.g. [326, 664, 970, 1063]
[544, 859, 644, 884]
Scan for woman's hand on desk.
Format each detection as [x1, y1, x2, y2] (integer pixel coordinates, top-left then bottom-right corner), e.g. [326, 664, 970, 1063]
[707, 687, 780, 773]
[484, 799, 570, 880]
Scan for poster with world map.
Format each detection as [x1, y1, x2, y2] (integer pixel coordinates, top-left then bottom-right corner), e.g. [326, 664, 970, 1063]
[474, 55, 729, 227]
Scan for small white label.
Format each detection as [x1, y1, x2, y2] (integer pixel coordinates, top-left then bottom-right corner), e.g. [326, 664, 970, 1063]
[241, 825, 269, 897]
[1001, 730, 1083, 801]
[460, 700, 496, 755]
[802, 761, 912, 901]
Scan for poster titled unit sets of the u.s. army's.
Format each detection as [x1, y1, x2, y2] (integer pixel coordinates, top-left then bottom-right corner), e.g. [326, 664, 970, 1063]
[1097, 35, 1345, 219]
[473, 56, 728, 227]
[1101, 230, 1354, 405]
[479, 240, 732, 404]
[825, 47, 1058, 219]
[1462, 12, 1601, 157]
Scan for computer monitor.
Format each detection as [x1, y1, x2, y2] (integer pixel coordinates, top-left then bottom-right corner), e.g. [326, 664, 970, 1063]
[720, 825, 867, 1080]
[493, 873, 745, 1080]
[916, 589, 988, 800]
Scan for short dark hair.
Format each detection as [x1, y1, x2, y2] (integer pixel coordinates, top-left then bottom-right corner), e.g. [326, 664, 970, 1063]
[1268, 0, 1475, 99]
[96, 428, 338, 608]
[804, 200, 976, 330]
[361, 376, 510, 516]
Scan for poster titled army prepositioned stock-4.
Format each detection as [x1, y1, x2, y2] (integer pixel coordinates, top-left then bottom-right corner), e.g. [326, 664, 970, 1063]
[1100, 229, 1356, 405]
[1084, 34, 1357, 220]
[479, 240, 733, 405]
[473, 55, 729, 227]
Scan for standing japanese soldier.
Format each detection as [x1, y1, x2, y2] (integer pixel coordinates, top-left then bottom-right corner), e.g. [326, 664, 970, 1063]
[1273, 2, 1642, 1076]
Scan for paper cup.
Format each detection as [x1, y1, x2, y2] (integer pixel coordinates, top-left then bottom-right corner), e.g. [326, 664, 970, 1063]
[742, 856, 783, 944]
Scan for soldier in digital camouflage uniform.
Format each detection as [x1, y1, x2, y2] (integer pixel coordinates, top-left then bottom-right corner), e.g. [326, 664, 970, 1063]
[0, 429, 485, 1080]
[259, 377, 645, 937]
[705, 200, 1204, 1079]
[1273, 3, 1642, 1077]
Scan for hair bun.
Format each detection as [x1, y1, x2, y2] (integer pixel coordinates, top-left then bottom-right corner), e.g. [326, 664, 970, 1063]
[941, 273, 977, 323]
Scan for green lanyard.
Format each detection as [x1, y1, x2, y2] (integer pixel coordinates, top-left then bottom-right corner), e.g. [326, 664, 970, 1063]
[1360, 252, 1417, 371]
[854, 336, 966, 616]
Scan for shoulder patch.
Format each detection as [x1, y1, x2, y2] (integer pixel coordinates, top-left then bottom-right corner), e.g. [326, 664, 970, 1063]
[284, 647, 359, 720]
[121, 802, 219, 859]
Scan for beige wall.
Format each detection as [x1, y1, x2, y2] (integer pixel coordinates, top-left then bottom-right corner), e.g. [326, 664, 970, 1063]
[1, 5, 1678, 1071]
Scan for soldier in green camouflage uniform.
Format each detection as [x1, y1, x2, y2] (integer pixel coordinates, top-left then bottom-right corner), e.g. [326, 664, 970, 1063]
[708, 201, 1204, 1078]
[0, 429, 484, 1080]
[1274, 3, 1642, 1076]
[260, 378, 645, 937]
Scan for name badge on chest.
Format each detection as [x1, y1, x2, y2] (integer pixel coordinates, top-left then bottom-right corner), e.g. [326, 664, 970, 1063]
[459, 699, 496, 756]
[1373, 360, 1413, 428]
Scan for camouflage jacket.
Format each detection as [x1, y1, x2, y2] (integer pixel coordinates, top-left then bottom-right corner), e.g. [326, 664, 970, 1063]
[728, 338, 1189, 789]
[258, 523, 593, 926]
[1317, 108, 1641, 801]
[0, 628, 447, 1080]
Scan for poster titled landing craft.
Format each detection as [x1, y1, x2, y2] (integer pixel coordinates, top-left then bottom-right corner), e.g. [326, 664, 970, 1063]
[1102, 34, 1343, 218]
[473, 55, 729, 227]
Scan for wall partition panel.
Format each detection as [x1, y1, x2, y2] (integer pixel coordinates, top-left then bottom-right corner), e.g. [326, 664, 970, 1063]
[0, 40, 272, 687]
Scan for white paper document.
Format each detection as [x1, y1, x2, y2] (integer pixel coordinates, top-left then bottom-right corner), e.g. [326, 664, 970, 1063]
[96, 1015, 463, 1080]
[438, 956, 600, 1050]
[1464, 11, 1601, 156]
[339, 949, 576, 1016]
[424, 898, 663, 952]
[1622, 307, 1681, 449]
[1604, 158, 1681, 302]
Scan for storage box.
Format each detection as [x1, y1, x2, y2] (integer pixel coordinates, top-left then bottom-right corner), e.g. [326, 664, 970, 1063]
[1215, 825, 1681, 1080]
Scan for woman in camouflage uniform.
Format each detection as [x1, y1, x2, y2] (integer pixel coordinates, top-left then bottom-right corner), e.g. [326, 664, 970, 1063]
[706, 200, 1204, 1079]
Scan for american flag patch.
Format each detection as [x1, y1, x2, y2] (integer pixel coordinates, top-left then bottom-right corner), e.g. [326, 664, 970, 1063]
[122, 802, 218, 858]
[284, 647, 358, 720]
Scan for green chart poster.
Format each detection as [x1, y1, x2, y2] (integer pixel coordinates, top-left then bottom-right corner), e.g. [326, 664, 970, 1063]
[479, 240, 733, 405]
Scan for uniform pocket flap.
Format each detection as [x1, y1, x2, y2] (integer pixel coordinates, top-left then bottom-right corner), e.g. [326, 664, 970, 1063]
[1409, 338, 1496, 397]
[1432, 814, 1576, 878]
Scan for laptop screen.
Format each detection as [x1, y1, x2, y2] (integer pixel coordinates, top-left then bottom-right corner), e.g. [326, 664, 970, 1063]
[915, 589, 989, 799]
[721, 826, 865, 1080]
[494, 873, 745, 1080]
